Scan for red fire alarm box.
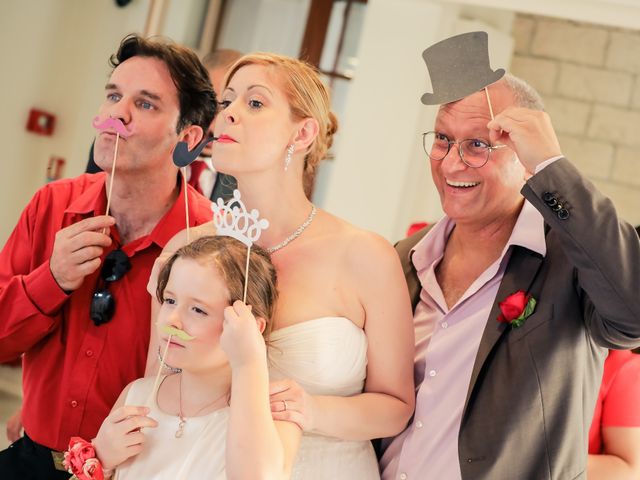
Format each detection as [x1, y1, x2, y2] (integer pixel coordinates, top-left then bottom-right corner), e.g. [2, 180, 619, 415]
[26, 108, 56, 136]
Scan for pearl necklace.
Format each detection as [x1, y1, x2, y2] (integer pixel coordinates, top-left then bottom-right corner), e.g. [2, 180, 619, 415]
[266, 204, 317, 254]
[175, 373, 229, 438]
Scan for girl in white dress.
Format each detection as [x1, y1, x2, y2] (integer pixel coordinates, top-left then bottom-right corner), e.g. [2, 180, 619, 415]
[149, 53, 416, 479]
[93, 236, 300, 479]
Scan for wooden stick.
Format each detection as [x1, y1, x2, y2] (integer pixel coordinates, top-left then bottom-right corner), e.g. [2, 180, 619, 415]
[182, 167, 190, 243]
[105, 132, 120, 218]
[485, 87, 495, 121]
[243, 245, 251, 303]
[146, 334, 172, 407]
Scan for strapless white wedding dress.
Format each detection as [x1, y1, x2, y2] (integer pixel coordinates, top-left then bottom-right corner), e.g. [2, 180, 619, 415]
[268, 316, 381, 480]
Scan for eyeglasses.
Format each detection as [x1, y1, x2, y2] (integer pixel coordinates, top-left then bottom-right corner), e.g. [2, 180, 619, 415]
[90, 249, 131, 326]
[422, 131, 507, 168]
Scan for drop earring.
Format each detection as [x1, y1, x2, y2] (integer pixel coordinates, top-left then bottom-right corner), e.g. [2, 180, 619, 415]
[284, 144, 295, 171]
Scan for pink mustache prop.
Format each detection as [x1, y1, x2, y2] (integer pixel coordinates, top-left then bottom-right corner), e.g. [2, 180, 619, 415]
[92, 116, 133, 139]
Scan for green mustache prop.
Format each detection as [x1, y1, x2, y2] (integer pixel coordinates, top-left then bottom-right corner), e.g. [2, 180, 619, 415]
[158, 324, 196, 341]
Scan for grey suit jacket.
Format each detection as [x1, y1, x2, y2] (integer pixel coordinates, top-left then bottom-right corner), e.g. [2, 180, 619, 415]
[395, 158, 640, 480]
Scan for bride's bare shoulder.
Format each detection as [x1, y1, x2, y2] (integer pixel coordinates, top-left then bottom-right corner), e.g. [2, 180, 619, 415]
[319, 210, 395, 258]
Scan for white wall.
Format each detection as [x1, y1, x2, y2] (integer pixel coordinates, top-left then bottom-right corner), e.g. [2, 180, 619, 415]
[321, 0, 452, 241]
[164, 0, 210, 49]
[216, 0, 310, 58]
[1, 1, 63, 243]
[444, 0, 640, 31]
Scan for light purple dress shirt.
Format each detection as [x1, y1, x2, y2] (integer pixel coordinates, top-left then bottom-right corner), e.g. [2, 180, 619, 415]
[380, 200, 547, 480]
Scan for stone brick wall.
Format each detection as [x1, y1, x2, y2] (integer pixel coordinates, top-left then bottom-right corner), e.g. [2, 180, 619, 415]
[511, 14, 640, 227]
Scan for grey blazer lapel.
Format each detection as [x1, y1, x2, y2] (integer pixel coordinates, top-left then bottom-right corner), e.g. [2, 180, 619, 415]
[405, 255, 421, 312]
[395, 228, 430, 312]
[462, 245, 544, 416]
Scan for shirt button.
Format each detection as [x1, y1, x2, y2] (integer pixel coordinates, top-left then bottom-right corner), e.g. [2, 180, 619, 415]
[400, 473, 408, 480]
[415, 420, 423, 429]
[70, 400, 78, 408]
[441, 321, 448, 329]
[85, 350, 93, 357]
[429, 369, 437, 377]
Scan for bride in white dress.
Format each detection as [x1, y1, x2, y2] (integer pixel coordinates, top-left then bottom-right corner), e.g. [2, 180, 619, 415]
[150, 52, 415, 479]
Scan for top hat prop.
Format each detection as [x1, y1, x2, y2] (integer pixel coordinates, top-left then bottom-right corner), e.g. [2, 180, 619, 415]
[421, 31, 505, 105]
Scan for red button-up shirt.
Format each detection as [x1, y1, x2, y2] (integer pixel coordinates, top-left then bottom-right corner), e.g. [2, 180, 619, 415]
[0, 172, 212, 451]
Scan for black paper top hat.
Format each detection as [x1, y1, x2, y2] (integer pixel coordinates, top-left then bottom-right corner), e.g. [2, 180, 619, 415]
[420, 31, 505, 105]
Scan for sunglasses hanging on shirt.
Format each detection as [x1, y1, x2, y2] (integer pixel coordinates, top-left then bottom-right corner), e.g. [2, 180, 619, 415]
[90, 249, 131, 326]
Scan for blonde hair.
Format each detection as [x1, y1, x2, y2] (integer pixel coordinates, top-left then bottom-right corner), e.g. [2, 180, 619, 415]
[156, 236, 278, 338]
[224, 52, 339, 174]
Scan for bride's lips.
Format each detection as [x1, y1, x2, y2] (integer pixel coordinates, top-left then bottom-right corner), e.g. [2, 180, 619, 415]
[217, 134, 237, 143]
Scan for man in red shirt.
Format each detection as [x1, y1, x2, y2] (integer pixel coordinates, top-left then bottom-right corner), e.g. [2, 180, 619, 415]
[0, 34, 215, 479]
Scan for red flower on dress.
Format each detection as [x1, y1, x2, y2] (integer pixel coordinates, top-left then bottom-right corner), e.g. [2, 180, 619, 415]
[497, 290, 536, 328]
[63, 437, 105, 480]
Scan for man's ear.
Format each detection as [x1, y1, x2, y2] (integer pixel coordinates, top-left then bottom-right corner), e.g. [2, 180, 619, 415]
[179, 124, 205, 151]
[255, 316, 267, 334]
[293, 117, 319, 153]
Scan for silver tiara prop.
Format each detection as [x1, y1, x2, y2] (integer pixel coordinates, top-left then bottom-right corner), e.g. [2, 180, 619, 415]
[212, 190, 270, 247]
[212, 189, 269, 301]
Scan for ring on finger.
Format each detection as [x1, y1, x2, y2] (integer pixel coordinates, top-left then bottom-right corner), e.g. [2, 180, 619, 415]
[283, 400, 288, 411]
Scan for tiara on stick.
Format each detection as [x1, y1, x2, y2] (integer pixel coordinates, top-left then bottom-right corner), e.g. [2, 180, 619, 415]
[212, 190, 269, 247]
[212, 189, 269, 302]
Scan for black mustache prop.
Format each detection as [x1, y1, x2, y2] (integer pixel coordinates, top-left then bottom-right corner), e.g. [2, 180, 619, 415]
[173, 137, 218, 167]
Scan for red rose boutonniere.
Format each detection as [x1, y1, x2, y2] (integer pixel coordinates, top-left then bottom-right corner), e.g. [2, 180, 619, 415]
[497, 290, 536, 328]
[63, 437, 105, 480]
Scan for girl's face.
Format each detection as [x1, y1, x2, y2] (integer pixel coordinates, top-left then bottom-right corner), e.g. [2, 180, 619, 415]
[212, 64, 301, 176]
[156, 257, 231, 372]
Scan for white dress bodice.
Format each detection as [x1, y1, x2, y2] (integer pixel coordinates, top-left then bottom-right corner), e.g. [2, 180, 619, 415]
[113, 376, 228, 480]
[268, 316, 381, 479]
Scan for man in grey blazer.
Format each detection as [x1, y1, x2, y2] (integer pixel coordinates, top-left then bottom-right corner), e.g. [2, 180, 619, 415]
[380, 32, 640, 480]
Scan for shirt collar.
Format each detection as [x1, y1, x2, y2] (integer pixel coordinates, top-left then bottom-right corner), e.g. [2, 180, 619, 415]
[147, 175, 213, 249]
[410, 199, 546, 271]
[64, 173, 108, 216]
[65, 172, 212, 252]
[200, 156, 214, 172]
[411, 216, 454, 273]
[507, 199, 546, 257]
